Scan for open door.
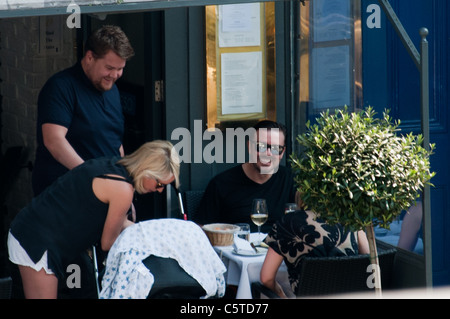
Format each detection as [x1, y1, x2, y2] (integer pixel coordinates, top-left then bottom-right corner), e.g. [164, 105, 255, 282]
[87, 12, 167, 220]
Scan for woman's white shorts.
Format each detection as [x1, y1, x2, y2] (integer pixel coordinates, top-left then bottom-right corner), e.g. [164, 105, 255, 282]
[7, 231, 54, 275]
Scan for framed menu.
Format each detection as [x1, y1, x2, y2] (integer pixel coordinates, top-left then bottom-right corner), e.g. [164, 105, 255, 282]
[218, 3, 261, 47]
[205, 3, 276, 128]
[311, 45, 351, 110]
[221, 51, 263, 115]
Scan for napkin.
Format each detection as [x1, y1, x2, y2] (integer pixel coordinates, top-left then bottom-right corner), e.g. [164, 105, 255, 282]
[233, 237, 256, 255]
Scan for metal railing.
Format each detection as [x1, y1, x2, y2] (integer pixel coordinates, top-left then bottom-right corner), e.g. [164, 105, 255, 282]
[378, 0, 432, 288]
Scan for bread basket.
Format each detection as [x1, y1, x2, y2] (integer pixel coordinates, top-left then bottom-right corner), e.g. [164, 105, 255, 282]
[202, 223, 240, 246]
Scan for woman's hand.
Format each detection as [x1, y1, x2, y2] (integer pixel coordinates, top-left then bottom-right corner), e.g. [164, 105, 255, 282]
[122, 218, 134, 231]
[128, 202, 136, 222]
[273, 281, 287, 298]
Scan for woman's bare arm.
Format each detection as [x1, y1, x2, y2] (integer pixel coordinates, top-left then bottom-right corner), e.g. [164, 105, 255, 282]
[92, 176, 135, 251]
[260, 247, 287, 298]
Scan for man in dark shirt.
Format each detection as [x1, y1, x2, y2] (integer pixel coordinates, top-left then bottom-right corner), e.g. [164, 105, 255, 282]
[25, 25, 134, 299]
[32, 25, 135, 196]
[194, 120, 296, 233]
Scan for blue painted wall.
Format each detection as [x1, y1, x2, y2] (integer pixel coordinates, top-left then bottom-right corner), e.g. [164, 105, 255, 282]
[362, 0, 449, 286]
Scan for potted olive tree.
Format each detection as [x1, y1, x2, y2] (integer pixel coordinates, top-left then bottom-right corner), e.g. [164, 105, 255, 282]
[290, 107, 435, 295]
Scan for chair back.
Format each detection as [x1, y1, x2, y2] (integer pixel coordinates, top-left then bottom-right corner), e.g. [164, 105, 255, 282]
[183, 190, 205, 221]
[143, 255, 206, 299]
[0, 277, 12, 299]
[296, 248, 397, 297]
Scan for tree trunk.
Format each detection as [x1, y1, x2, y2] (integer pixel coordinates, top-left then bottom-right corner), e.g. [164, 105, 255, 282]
[365, 224, 382, 297]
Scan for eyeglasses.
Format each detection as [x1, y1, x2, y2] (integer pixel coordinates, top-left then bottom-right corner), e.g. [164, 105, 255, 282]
[253, 142, 285, 155]
[155, 179, 167, 189]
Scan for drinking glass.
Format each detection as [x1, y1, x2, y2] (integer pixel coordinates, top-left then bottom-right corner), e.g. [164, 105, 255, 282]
[250, 199, 268, 244]
[234, 223, 250, 241]
[284, 203, 298, 214]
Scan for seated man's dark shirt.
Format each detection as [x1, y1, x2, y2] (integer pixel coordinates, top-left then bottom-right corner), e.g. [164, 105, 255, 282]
[194, 165, 295, 233]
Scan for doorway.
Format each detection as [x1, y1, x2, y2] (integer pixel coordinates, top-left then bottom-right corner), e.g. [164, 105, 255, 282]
[86, 12, 167, 220]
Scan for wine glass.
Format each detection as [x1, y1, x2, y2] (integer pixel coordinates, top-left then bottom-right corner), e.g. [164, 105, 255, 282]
[250, 199, 268, 245]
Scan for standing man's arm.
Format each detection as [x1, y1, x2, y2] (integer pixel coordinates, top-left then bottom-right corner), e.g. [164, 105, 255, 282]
[42, 123, 84, 170]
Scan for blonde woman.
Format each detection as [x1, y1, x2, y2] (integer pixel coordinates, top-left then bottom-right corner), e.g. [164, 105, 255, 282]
[8, 140, 180, 299]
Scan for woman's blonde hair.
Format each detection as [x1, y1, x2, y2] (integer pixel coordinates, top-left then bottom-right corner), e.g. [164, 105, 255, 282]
[118, 140, 180, 194]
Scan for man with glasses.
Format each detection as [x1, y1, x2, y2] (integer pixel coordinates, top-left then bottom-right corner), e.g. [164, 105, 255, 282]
[194, 120, 296, 233]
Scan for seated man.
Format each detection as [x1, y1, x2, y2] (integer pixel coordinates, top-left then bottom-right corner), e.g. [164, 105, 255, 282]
[194, 120, 296, 233]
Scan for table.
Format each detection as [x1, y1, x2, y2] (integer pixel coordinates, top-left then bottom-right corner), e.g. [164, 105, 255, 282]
[213, 233, 291, 299]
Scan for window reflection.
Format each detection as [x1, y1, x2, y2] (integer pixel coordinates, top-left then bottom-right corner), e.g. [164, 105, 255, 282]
[298, 0, 362, 124]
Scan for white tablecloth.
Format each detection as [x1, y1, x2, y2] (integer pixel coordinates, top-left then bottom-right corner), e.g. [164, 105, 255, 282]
[214, 233, 290, 299]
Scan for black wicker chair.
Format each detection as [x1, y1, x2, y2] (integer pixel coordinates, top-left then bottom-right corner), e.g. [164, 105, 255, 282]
[0, 277, 12, 299]
[183, 190, 205, 221]
[252, 248, 397, 298]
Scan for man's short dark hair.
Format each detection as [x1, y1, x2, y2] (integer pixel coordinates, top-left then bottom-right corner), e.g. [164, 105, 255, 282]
[253, 120, 287, 142]
[84, 25, 135, 61]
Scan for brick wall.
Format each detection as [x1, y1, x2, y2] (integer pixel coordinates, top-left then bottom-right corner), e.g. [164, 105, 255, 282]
[0, 16, 76, 223]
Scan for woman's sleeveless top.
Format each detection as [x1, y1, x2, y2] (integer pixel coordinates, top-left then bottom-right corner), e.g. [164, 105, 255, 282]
[10, 156, 133, 280]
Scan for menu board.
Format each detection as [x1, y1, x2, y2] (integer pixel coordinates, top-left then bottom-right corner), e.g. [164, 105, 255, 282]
[206, 2, 276, 128]
[219, 3, 261, 47]
[311, 46, 350, 109]
[221, 51, 262, 115]
[214, 3, 266, 121]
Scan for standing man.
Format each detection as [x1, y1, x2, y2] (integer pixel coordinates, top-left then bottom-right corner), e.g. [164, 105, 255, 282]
[25, 25, 134, 299]
[32, 25, 135, 196]
[194, 120, 296, 233]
